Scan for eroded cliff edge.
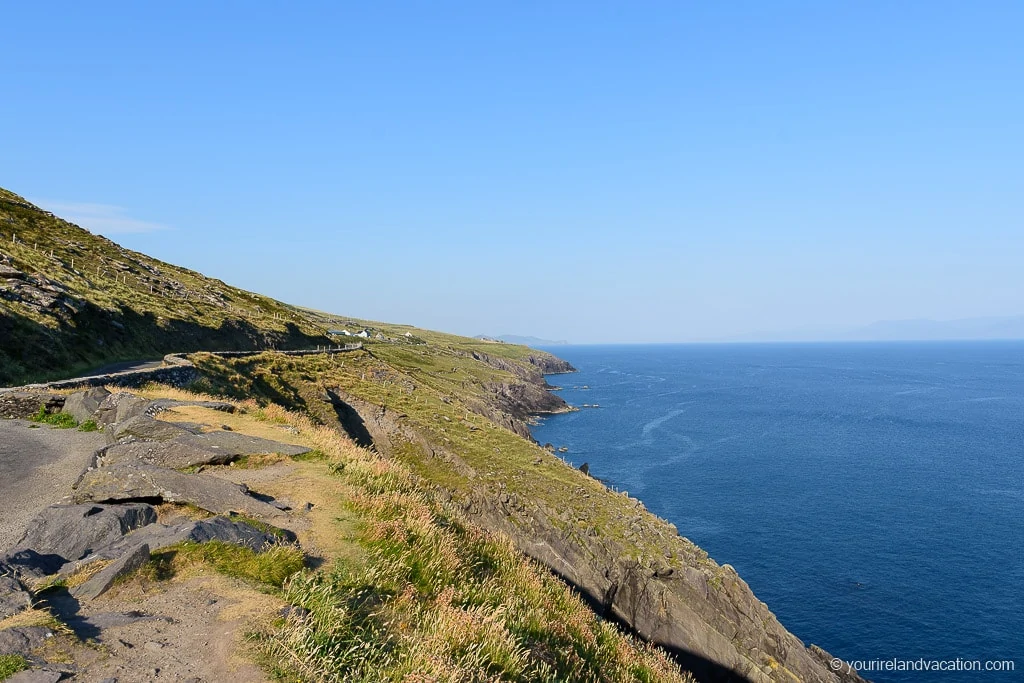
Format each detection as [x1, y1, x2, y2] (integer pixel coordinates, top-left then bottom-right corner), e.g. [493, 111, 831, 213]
[192, 347, 865, 683]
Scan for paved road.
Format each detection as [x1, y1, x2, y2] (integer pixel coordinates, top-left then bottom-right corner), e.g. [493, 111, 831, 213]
[0, 419, 106, 551]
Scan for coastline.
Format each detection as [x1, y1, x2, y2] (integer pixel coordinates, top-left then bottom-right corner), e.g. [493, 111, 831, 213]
[517, 347, 866, 683]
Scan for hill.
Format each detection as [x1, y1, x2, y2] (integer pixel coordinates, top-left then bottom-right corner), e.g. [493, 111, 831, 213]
[0, 188, 333, 385]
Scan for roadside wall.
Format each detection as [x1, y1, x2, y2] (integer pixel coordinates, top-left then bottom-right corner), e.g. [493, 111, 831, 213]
[0, 344, 363, 394]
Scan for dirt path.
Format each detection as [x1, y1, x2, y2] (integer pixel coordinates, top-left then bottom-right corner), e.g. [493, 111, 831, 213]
[45, 574, 276, 683]
[0, 419, 105, 550]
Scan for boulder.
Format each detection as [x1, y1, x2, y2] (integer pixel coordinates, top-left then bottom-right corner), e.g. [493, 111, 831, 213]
[11, 503, 156, 565]
[97, 440, 234, 469]
[95, 393, 151, 426]
[73, 464, 287, 519]
[105, 415, 194, 444]
[71, 543, 150, 601]
[0, 575, 31, 619]
[61, 386, 110, 423]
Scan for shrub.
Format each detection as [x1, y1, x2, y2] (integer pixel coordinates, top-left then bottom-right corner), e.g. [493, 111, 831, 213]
[29, 406, 77, 428]
[0, 654, 28, 680]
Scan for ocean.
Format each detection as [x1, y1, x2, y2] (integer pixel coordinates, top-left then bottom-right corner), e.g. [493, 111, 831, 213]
[530, 342, 1023, 682]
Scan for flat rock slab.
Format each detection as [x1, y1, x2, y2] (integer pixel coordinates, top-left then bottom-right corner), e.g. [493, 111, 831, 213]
[11, 503, 156, 565]
[71, 543, 150, 601]
[61, 386, 111, 423]
[106, 415, 194, 444]
[98, 428, 308, 467]
[73, 464, 286, 519]
[146, 398, 236, 415]
[0, 575, 31, 619]
[178, 431, 311, 457]
[98, 441, 233, 469]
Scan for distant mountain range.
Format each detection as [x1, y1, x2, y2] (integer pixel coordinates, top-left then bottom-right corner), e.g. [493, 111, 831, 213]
[731, 315, 1024, 343]
[475, 335, 569, 346]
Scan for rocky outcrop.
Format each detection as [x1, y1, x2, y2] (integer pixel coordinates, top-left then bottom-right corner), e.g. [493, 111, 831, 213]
[463, 349, 575, 383]
[97, 429, 311, 468]
[434, 349, 577, 440]
[9, 503, 157, 564]
[524, 352, 576, 375]
[106, 414, 196, 443]
[99, 440, 233, 469]
[171, 431, 311, 458]
[73, 463, 287, 519]
[85, 516, 290, 561]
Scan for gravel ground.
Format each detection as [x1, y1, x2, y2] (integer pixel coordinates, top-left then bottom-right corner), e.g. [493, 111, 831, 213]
[0, 418, 105, 550]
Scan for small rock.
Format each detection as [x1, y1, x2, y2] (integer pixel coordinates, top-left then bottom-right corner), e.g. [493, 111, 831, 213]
[144, 640, 165, 652]
[71, 543, 150, 601]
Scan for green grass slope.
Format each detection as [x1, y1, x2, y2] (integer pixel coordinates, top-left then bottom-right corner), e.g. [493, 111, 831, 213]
[0, 188, 334, 384]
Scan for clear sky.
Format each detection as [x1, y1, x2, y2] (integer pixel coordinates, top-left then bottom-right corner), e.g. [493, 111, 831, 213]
[2, 2, 1022, 343]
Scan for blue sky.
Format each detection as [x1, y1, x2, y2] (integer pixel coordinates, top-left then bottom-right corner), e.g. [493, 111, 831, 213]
[2, 2, 1022, 342]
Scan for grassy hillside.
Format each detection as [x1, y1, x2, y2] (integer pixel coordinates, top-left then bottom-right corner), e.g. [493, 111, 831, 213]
[0, 188, 332, 384]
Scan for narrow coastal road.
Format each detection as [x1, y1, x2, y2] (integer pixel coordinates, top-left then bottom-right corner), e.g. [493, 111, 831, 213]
[0, 419, 106, 550]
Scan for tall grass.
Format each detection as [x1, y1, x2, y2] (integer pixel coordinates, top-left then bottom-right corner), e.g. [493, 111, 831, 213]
[258, 420, 689, 682]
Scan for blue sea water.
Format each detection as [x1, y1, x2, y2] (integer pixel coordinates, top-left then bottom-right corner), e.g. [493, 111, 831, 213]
[530, 342, 1024, 682]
